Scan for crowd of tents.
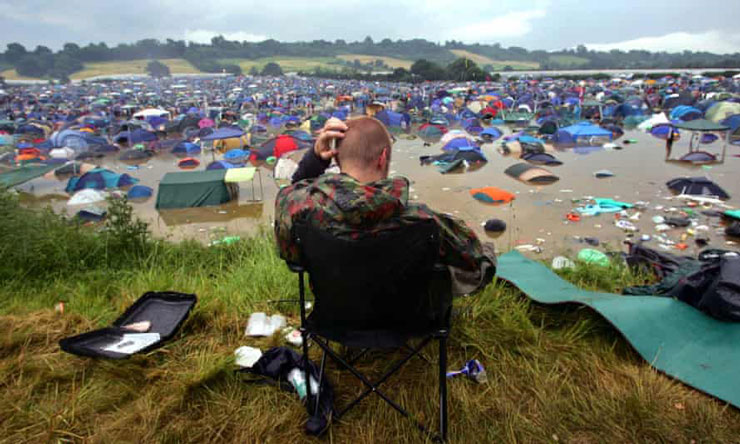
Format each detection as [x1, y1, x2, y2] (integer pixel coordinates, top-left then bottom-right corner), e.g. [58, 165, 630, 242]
[0, 71, 739, 210]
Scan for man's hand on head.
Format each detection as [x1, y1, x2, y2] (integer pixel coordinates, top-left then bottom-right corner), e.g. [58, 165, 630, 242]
[314, 117, 348, 161]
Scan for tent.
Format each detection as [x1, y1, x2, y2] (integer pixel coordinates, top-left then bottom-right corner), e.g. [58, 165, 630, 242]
[177, 157, 200, 169]
[480, 127, 503, 141]
[504, 163, 559, 184]
[666, 177, 730, 199]
[200, 126, 245, 142]
[253, 135, 308, 160]
[469, 187, 515, 205]
[172, 141, 201, 155]
[207, 160, 242, 170]
[521, 152, 563, 166]
[156, 170, 237, 209]
[669, 105, 702, 121]
[0, 164, 57, 188]
[67, 189, 107, 206]
[113, 129, 157, 144]
[417, 124, 446, 144]
[554, 122, 613, 144]
[65, 168, 138, 193]
[705, 102, 740, 123]
[127, 185, 153, 200]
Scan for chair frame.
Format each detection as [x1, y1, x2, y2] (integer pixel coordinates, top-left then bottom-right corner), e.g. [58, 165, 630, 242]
[289, 223, 451, 442]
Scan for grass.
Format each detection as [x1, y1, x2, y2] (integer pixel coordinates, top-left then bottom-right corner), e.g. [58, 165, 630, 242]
[0, 69, 37, 81]
[449, 50, 540, 70]
[1, 191, 740, 443]
[221, 57, 343, 74]
[69, 59, 200, 80]
[1, 59, 200, 81]
[548, 55, 591, 68]
[336, 54, 413, 70]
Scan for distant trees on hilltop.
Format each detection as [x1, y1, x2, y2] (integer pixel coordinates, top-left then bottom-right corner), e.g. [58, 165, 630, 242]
[2, 36, 740, 80]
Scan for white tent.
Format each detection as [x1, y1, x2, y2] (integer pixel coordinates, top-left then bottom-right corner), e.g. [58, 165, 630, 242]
[49, 147, 76, 160]
[638, 112, 670, 132]
[132, 108, 170, 120]
[67, 189, 108, 206]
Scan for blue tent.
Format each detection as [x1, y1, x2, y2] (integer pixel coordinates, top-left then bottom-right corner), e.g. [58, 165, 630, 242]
[207, 160, 242, 170]
[113, 129, 157, 144]
[554, 122, 613, 144]
[200, 126, 244, 141]
[374, 110, 410, 131]
[480, 127, 502, 141]
[50, 129, 106, 149]
[172, 141, 201, 155]
[65, 168, 138, 193]
[670, 105, 703, 121]
[442, 137, 476, 151]
[223, 148, 249, 162]
[721, 114, 740, 132]
[127, 185, 153, 199]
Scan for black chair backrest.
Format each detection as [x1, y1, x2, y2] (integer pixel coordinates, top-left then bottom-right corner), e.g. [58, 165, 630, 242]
[294, 219, 451, 334]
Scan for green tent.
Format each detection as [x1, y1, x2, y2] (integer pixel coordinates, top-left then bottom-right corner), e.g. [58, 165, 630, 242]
[156, 170, 237, 209]
[0, 164, 57, 189]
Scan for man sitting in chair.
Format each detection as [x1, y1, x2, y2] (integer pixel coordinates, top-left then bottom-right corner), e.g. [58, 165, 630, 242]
[275, 116, 496, 295]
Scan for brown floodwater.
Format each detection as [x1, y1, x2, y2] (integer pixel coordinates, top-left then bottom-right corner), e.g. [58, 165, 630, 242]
[17, 127, 740, 259]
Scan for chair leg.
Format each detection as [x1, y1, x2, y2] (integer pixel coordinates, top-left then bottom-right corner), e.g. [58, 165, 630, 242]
[439, 334, 448, 442]
[314, 349, 327, 417]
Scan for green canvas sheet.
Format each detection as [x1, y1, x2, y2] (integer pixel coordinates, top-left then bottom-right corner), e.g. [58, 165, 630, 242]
[497, 250, 740, 409]
[0, 164, 56, 188]
[156, 170, 233, 209]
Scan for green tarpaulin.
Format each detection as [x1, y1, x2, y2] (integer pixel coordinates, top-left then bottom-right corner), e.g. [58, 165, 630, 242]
[156, 170, 236, 209]
[0, 164, 57, 188]
[497, 250, 740, 409]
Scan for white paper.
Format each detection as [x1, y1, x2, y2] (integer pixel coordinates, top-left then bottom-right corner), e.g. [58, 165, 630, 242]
[245, 313, 286, 337]
[234, 346, 262, 368]
[103, 333, 161, 355]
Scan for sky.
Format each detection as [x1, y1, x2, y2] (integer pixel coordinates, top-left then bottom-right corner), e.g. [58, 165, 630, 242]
[1, 0, 739, 54]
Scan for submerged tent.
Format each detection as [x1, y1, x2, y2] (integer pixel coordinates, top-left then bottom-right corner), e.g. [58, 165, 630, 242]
[554, 122, 613, 144]
[65, 168, 138, 193]
[504, 163, 559, 184]
[521, 152, 563, 166]
[666, 177, 730, 199]
[470, 187, 515, 205]
[156, 170, 237, 209]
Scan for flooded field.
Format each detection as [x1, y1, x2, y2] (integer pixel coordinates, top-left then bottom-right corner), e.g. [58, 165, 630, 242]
[17, 127, 740, 258]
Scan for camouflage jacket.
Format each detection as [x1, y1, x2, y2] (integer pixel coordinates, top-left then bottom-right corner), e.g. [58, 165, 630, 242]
[274, 171, 496, 295]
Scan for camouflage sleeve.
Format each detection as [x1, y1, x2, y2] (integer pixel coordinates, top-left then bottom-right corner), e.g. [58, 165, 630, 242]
[274, 181, 312, 264]
[407, 203, 496, 295]
[433, 210, 488, 271]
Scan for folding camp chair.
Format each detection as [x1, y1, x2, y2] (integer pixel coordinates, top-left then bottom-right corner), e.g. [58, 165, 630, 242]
[288, 219, 452, 442]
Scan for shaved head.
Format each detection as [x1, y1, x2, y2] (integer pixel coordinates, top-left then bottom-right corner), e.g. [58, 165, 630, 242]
[335, 116, 393, 173]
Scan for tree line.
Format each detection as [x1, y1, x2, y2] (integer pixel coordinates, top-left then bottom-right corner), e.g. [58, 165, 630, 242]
[2, 36, 740, 81]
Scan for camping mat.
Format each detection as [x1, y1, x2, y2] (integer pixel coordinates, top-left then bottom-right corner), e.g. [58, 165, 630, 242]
[497, 250, 740, 409]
